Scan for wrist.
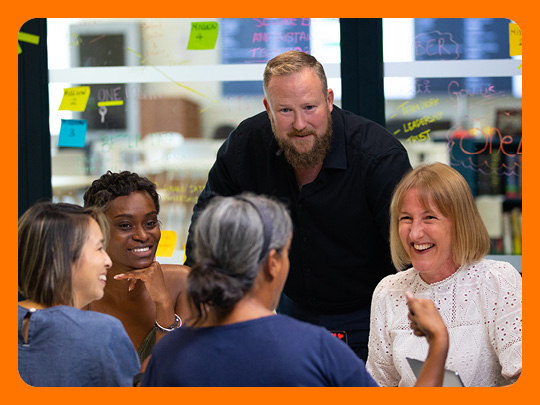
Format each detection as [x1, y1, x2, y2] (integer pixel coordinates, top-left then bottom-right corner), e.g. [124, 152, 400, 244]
[154, 313, 182, 332]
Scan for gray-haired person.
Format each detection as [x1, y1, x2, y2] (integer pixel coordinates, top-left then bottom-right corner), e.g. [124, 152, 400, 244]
[142, 194, 449, 387]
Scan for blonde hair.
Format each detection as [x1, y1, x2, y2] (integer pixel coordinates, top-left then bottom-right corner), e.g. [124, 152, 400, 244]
[263, 51, 327, 97]
[18, 202, 109, 307]
[390, 163, 490, 270]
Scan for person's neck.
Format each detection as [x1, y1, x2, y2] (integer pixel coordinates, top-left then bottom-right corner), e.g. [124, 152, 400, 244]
[203, 296, 274, 327]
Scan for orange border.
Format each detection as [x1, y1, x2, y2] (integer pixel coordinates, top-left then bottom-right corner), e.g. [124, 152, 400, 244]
[7, 5, 534, 404]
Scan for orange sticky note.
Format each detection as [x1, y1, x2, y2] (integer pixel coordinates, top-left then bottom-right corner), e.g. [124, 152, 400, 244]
[156, 230, 177, 258]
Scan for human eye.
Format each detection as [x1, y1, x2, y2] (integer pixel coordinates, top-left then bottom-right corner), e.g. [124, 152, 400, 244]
[305, 105, 316, 111]
[117, 222, 133, 231]
[145, 217, 160, 229]
[399, 215, 412, 222]
[280, 108, 291, 113]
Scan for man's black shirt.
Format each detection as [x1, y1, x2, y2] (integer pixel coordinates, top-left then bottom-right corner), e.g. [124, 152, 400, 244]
[185, 106, 412, 313]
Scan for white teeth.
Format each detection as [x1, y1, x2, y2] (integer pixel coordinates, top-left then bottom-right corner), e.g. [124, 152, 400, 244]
[414, 243, 433, 251]
[98, 275, 107, 281]
[132, 247, 150, 253]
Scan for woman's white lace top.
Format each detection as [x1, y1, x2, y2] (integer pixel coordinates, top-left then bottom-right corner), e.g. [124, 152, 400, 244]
[366, 259, 522, 387]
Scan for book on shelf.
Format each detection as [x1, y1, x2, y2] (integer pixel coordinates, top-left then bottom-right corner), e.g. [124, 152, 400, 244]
[477, 151, 504, 196]
[502, 207, 522, 255]
[504, 153, 522, 199]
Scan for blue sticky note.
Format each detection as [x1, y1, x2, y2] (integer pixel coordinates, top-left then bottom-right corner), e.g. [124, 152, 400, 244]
[58, 119, 87, 148]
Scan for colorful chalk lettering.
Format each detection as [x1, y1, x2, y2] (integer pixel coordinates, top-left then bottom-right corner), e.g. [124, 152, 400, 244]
[415, 30, 460, 60]
[448, 81, 500, 101]
[402, 113, 443, 133]
[252, 18, 310, 28]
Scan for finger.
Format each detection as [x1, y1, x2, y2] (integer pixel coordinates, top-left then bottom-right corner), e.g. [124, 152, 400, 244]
[405, 291, 414, 302]
[128, 278, 138, 292]
[114, 269, 146, 280]
[405, 291, 416, 315]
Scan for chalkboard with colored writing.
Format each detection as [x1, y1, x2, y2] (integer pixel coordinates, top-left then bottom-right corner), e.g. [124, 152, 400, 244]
[414, 18, 512, 94]
[221, 18, 311, 95]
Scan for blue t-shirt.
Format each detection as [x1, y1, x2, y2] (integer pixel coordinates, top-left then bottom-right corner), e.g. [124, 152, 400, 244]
[18, 305, 140, 387]
[142, 314, 378, 387]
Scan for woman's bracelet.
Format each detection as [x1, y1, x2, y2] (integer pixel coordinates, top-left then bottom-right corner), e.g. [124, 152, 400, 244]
[154, 313, 182, 332]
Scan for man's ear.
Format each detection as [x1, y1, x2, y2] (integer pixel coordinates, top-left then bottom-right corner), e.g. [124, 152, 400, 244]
[263, 97, 271, 115]
[327, 88, 334, 112]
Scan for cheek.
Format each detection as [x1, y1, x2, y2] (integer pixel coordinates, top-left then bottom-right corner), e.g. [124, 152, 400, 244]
[273, 115, 290, 131]
[150, 228, 161, 242]
[398, 226, 409, 245]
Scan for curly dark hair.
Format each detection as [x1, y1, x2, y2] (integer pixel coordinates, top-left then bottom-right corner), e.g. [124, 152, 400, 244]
[83, 171, 160, 213]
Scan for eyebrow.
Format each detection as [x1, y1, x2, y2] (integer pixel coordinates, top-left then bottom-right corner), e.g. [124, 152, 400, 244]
[112, 211, 158, 219]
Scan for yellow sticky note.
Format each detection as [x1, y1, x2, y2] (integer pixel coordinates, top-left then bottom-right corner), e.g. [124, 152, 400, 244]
[59, 86, 91, 112]
[156, 230, 177, 258]
[509, 23, 522, 57]
[187, 21, 219, 50]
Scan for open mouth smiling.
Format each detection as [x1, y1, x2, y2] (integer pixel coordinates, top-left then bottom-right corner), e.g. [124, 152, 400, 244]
[128, 246, 150, 253]
[413, 243, 434, 251]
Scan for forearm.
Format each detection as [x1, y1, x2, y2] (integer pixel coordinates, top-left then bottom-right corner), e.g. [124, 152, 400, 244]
[414, 332, 449, 387]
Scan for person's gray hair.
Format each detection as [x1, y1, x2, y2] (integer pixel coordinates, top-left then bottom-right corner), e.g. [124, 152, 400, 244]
[188, 193, 292, 324]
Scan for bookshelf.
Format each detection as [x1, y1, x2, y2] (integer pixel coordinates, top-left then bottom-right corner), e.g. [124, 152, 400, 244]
[449, 136, 522, 259]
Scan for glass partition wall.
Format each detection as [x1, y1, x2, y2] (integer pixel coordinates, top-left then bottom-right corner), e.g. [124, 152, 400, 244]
[45, 18, 521, 266]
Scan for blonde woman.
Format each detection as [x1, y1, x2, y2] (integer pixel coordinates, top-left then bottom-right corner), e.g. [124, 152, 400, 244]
[366, 163, 522, 387]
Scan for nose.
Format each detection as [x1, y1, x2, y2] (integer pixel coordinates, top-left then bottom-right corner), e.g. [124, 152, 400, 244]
[133, 226, 149, 242]
[104, 251, 112, 268]
[292, 111, 307, 131]
[409, 220, 425, 240]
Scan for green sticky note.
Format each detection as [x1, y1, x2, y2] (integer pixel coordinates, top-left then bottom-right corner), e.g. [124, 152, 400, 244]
[509, 23, 522, 57]
[59, 86, 91, 111]
[58, 119, 87, 148]
[187, 21, 219, 50]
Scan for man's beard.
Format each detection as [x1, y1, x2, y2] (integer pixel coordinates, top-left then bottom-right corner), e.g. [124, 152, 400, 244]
[273, 112, 333, 169]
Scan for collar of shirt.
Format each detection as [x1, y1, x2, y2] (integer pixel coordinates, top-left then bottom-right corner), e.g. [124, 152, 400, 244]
[323, 106, 347, 170]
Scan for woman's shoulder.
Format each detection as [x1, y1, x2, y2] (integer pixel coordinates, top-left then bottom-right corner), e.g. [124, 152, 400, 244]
[464, 259, 520, 279]
[161, 263, 190, 276]
[161, 264, 190, 304]
[465, 259, 522, 287]
[161, 264, 189, 285]
[375, 268, 417, 292]
[22, 305, 126, 335]
[70, 306, 127, 329]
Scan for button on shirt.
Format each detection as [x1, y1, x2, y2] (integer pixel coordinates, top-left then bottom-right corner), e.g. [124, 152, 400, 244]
[185, 106, 411, 313]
